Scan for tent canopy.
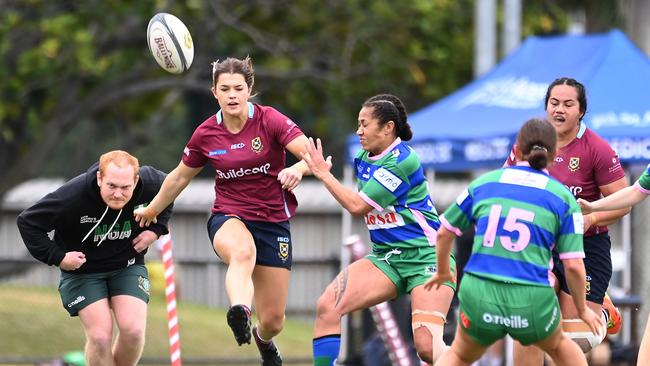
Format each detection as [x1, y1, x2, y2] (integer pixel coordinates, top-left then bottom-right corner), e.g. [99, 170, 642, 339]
[346, 29, 650, 171]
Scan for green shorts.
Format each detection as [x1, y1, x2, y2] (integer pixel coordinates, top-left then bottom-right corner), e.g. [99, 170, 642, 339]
[366, 246, 457, 296]
[458, 273, 560, 346]
[58, 264, 150, 317]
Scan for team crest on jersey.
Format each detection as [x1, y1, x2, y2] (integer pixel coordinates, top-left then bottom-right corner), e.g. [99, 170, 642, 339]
[568, 157, 580, 172]
[138, 276, 150, 295]
[585, 275, 592, 295]
[278, 242, 289, 262]
[251, 137, 263, 153]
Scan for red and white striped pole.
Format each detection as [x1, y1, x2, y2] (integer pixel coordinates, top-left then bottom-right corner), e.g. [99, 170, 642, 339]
[160, 233, 182, 366]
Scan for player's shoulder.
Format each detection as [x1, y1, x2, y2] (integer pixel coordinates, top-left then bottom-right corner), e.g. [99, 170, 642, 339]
[136, 166, 168, 199]
[354, 148, 368, 162]
[254, 103, 282, 119]
[254, 103, 278, 114]
[545, 175, 577, 202]
[198, 114, 218, 127]
[581, 127, 614, 152]
[582, 126, 606, 141]
[472, 168, 503, 187]
[373, 143, 418, 178]
[391, 141, 420, 165]
[56, 172, 89, 198]
[545, 174, 569, 191]
[254, 103, 294, 127]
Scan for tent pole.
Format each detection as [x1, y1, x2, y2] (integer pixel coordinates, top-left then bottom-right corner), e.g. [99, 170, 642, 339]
[474, 0, 497, 77]
[502, 0, 522, 57]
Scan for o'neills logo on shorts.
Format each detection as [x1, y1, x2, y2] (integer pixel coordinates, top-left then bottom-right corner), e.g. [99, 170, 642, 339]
[215, 163, 271, 180]
[482, 313, 529, 329]
[67, 295, 86, 308]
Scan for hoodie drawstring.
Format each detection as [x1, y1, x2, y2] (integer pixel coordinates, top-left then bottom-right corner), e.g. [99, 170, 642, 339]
[81, 206, 123, 247]
[96, 209, 122, 247]
[81, 206, 109, 243]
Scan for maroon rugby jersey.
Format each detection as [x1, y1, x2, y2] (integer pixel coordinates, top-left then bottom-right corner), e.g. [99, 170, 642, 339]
[183, 102, 304, 222]
[505, 123, 624, 236]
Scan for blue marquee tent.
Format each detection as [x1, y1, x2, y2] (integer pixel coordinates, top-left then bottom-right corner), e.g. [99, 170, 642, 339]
[347, 29, 650, 171]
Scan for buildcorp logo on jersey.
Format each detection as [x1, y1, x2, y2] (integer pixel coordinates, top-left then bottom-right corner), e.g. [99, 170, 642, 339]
[215, 162, 271, 180]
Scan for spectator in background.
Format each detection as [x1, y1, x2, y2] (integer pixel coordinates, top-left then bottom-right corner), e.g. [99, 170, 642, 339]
[17, 150, 173, 366]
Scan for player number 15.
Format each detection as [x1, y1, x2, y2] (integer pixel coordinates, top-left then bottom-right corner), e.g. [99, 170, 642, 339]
[483, 205, 534, 252]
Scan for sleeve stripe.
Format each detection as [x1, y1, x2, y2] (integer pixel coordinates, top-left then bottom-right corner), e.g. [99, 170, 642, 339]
[410, 209, 437, 246]
[635, 181, 650, 195]
[359, 191, 383, 212]
[559, 252, 586, 260]
[440, 215, 463, 237]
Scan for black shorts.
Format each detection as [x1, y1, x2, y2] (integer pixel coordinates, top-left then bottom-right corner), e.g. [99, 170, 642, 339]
[553, 232, 612, 304]
[207, 213, 292, 270]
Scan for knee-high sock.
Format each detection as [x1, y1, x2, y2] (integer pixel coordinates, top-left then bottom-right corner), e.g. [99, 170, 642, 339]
[313, 334, 340, 366]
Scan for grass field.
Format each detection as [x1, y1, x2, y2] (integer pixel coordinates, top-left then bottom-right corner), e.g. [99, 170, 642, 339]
[0, 285, 315, 365]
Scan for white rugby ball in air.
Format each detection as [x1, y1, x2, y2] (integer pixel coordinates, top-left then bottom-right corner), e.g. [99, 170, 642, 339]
[147, 13, 194, 74]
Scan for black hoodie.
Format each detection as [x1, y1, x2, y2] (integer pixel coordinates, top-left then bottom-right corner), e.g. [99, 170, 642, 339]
[16, 162, 173, 273]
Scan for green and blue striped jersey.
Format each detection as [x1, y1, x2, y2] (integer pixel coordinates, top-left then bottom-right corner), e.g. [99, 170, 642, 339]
[442, 165, 585, 287]
[355, 138, 440, 251]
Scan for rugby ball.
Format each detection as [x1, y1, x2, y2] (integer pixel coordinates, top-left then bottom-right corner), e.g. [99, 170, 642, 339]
[147, 13, 194, 74]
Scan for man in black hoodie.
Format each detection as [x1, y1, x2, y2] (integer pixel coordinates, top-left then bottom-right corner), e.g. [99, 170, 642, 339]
[17, 150, 173, 366]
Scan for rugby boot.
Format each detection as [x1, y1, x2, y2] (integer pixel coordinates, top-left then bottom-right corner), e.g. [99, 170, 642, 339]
[253, 325, 283, 366]
[603, 293, 622, 335]
[226, 304, 252, 345]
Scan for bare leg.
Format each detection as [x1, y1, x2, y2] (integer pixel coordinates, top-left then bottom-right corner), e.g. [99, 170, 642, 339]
[313, 259, 396, 338]
[78, 299, 115, 366]
[436, 324, 487, 366]
[410, 284, 454, 364]
[481, 340, 504, 366]
[213, 218, 256, 307]
[558, 290, 604, 320]
[558, 291, 606, 352]
[535, 326, 587, 366]
[513, 341, 544, 366]
[111, 295, 147, 366]
[252, 265, 290, 339]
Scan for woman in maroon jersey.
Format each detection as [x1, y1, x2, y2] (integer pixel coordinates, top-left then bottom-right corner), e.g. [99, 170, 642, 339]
[505, 77, 629, 365]
[134, 56, 312, 365]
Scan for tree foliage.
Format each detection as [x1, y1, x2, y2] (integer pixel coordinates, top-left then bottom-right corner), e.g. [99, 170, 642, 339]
[0, 0, 620, 198]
